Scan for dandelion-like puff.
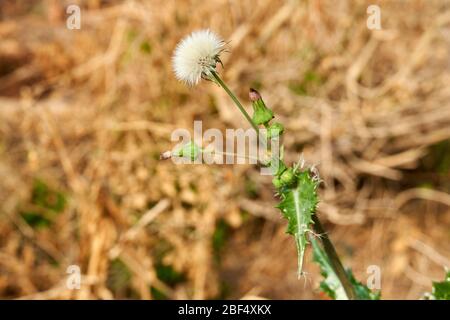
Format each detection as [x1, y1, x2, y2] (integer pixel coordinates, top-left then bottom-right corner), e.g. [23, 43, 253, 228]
[172, 29, 225, 86]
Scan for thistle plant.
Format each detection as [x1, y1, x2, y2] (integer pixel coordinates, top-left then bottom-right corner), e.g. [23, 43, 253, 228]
[170, 29, 379, 300]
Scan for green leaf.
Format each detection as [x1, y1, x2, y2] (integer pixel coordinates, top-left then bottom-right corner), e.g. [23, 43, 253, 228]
[212, 219, 230, 263]
[150, 286, 168, 300]
[311, 237, 348, 300]
[425, 271, 450, 300]
[20, 211, 51, 229]
[32, 179, 66, 213]
[107, 258, 132, 293]
[311, 238, 381, 300]
[155, 263, 185, 286]
[140, 41, 152, 54]
[276, 170, 318, 276]
[347, 269, 381, 300]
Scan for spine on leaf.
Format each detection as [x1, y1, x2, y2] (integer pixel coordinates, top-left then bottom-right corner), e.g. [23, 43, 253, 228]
[275, 169, 319, 277]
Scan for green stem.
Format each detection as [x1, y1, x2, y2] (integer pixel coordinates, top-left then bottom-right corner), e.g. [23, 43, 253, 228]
[211, 71, 260, 133]
[312, 214, 357, 300]
[211, 70, 356, 300]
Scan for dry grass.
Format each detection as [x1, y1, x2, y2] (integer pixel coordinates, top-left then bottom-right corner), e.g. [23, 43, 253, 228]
[0, 0, 449, 299]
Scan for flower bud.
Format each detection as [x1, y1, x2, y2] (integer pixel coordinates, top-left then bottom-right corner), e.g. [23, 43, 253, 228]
[174, 141, 201, 161]
[272, 177, 283, 189]
[249, 88, 261, 102]
[280, 168, 296, 186]
[267, 122, 284, 139]
[249, 88, 274, 125]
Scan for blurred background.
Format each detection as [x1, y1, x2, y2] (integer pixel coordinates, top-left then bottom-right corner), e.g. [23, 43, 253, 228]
[0, 0, 449, 300]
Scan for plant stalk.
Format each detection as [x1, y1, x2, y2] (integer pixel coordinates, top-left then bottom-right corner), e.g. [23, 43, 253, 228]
[212, 71, 356, 300]
[311, 214, 357, 299]
[211, 71, 260, 133]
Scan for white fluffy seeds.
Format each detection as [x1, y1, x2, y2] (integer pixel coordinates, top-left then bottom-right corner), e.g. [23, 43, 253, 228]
[172, 29, 225, 86]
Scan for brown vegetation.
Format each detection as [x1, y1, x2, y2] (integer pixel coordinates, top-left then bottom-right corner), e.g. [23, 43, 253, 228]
[0, 0, 449, 299]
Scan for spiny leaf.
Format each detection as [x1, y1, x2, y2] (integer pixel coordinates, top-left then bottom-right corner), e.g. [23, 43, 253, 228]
[347, 270, 381, 300]
[276, 170, 318, 276]
[311, 237, 347, 300]
[425, 271, 450, 300]
[311, 238, 381, 300]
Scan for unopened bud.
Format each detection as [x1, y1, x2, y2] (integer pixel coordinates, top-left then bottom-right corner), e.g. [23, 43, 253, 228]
[267, 122, 284, 139]
[249, 88, 274, 125]
[272, 177, 283, 189]
[174, 141, 201, 161]
[280, 168, 296, 186]
[249, 88, 261, 102]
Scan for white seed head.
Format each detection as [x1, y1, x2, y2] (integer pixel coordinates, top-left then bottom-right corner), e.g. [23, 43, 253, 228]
[172, 29, 225, 86]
